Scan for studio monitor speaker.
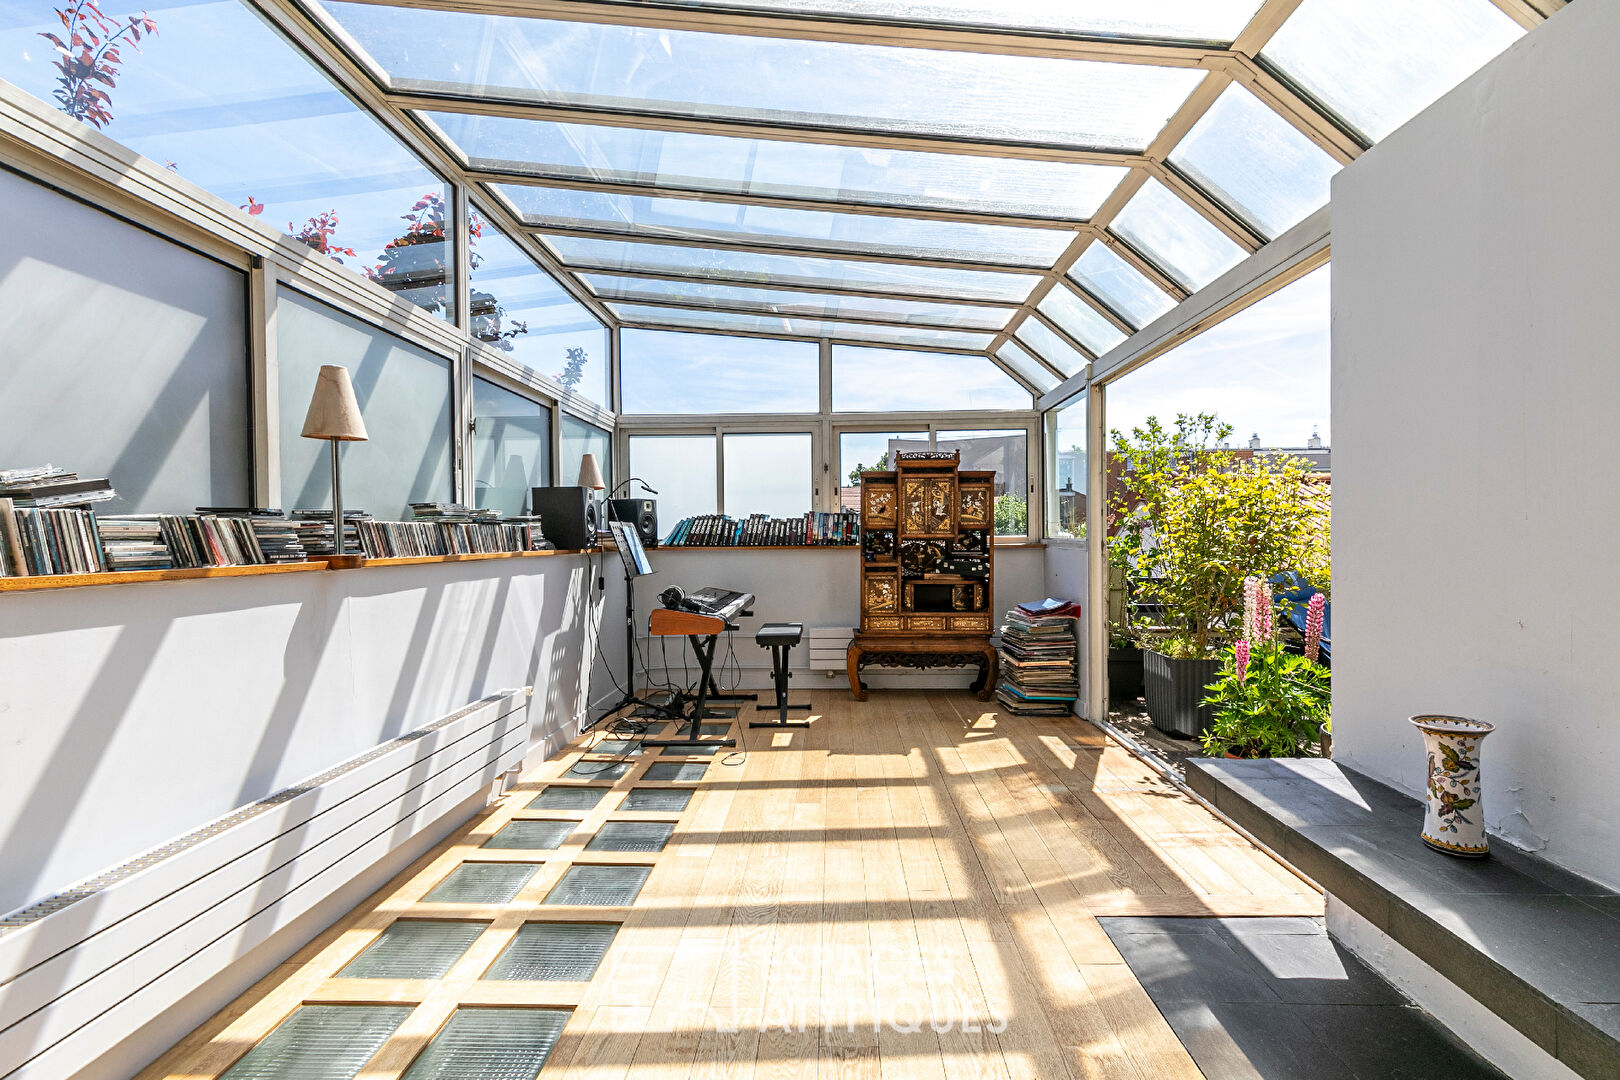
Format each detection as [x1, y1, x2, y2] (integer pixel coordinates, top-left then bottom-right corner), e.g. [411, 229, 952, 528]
[530, 486, 597, 550]
[609, 498, 659, 548]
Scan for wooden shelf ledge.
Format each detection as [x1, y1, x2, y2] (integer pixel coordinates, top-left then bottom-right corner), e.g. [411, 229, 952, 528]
[0, 560, 331, 593]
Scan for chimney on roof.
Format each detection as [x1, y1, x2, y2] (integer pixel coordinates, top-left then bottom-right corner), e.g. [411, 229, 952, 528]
[1308, 426, 1323, 450]
[1249, 433, 1261, 450]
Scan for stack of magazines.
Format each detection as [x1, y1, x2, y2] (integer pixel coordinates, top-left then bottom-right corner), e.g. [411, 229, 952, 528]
[996, 599, 1080, 716]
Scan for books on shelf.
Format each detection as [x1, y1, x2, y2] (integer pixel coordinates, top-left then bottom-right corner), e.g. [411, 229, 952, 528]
[996, 604, 1080, 717]
[663, 511, 861, 547]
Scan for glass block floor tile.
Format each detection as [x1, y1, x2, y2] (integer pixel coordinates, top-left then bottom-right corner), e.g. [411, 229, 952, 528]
[590, 738, 645, 755]
[528, 787, 608, 811]
[401, 1007, 570, 1080]
[483, 922, 619, 981]
[586, 821, 676, 853]
[622, 788, 694, 812]
[643, 761, 708, 782]
[564, 760, 632, 780]
[336, 920, 487, 979]
[222, 1004, 412, 1080]
[669, 742, 725, 757]
[544, 865, 652, 907]
[483, 819, 577, 850]
[422, 862, 540, 904]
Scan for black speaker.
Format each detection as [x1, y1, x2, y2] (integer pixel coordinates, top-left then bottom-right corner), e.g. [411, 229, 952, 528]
[609, 497, 659, 548]
[530, 486, 598, 550]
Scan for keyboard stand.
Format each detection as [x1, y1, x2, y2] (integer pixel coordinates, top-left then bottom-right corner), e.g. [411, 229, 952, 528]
[643, 628, 740, 749]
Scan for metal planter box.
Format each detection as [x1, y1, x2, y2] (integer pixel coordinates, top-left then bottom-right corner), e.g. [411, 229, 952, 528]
[1143, 649, 1220, 738]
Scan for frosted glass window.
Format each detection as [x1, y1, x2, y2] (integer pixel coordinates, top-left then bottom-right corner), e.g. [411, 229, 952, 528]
[506, 188, 1072, 267]
[1066, 242, 1175, 329]
[0, 168, 249, 514]
[320, 4, 1205, 150]
[1045, 392, 1088, 538]
[426, 112, 1125, 220]
[629, 436, 717, 533]
[723, 434, 813, 518]
[994, 341, 1060, 393]
[277, 289, 452, 519]
[1262, 0, 1523, 143]
[839, 432, 927, 493]
[832, 347, 1031, 412]
[559, 414, 611, 492]
[473, 377, 549, 516]
[1111, 178, 1247, 291]
[1037, 286, 1127, 357]
[469, 212, 608, 406]
[1169, 84, 1339, 238]
[621, 330, 819, 414]
[611, 305, 996, 351]
[1016, 318, 1089, 378]
[590, 277, 1014, 331]
[937, 430, 1029, 536]
[0, 0, 452, 317]
[545, 237, 1039, 302]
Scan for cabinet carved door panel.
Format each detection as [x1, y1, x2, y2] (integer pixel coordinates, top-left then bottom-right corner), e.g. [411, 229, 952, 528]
[863, 485, 897, 528]
[903, 477, 954, 536]
[959, 485, 990, 529]
[865, 574, 899, 614]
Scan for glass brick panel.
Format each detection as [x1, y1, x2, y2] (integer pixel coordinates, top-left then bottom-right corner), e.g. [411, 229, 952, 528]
[622, 788, 695, 812]
[529, 787, 608, 811]
[401, 1007, 570, 1080]
[544, 865, 653, 907]
[586, 822, 677, 853]
[642, 761, 709, 782]
[422, 862, 540, 904]
[484, 923, 619, 982]
[590, 738, 646, 756]
[564, 760, 632, 780]
[483, 819, 577, 851]
[222, 1005, 412, 1080]
[337, 921, 487, 980]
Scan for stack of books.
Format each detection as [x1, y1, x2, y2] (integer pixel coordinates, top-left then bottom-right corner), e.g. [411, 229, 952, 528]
[97, 516, 174, 571]
[996, 599, 1080, 717]
[663, 511, 862, 547]
[0, 464, 116, 509]
[804, 511, 861, 546]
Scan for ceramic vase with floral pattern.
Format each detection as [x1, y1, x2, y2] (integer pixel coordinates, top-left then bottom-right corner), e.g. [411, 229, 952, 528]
[1410, 714, 1494, 857]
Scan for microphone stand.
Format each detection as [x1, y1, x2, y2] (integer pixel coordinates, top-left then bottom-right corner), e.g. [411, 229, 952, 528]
[587, 479, 668, 731]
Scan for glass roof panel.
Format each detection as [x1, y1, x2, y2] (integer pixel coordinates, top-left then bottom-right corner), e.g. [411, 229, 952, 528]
[583, 275, 1013, 329]
[542, 237, 1041, 302]
[499, 186, 1073, 266]
[1168, 84, 1339, 238]
[994, 341, 1060, 393]
[421, 112, 1126, 220]
[1261, 0, 1523, 143]
[1066, 242, 1176, 329]
[1015, 318, 1089, 378]
[1037, 284, 1127, 356]
[611, 1, 1267, 43]
[1110, 178, 1246, 291]
[833, 346, 1032, 411]
[319, 3, 1206, 150]
[609, 304, 996, 349]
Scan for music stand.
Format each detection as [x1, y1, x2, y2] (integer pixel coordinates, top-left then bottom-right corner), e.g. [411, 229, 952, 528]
[590, 520, 672, 728]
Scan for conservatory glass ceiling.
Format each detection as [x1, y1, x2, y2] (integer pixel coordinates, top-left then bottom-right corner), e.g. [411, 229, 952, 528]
[299, 0, 1535, 390]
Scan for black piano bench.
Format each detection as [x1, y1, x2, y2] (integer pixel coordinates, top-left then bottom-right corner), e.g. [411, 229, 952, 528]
[751, 623, 813, 728]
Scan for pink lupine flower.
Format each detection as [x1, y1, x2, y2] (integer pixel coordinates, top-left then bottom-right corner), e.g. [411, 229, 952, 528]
[1242, 576, 1260, 642]
[1234, 639, 1250, 682]
[1258, 593, 1273, 642]
[1305, 592, 1325, 663]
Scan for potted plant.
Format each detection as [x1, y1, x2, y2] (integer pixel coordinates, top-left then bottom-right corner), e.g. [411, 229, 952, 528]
[1107, 622, 1143, 705]
[1200, 639, 1332, 758]
[1109, 414, 1328, 738]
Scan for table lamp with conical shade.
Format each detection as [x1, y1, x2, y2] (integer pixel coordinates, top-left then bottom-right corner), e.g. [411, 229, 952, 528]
[300, 364, 368, 558]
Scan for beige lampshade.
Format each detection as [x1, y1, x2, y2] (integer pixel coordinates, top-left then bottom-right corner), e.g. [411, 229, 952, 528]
[577, 452, 605, 490]
[300, 365, 369, 441]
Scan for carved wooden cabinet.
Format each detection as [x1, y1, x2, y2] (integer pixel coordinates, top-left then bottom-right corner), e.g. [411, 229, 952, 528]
[848, 451, 996, 700]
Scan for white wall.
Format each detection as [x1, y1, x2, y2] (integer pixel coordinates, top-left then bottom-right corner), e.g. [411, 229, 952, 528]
[0, 556, 614, 916]
[1043, 541, 1090, 711]
[1333, 0, 1618, 887]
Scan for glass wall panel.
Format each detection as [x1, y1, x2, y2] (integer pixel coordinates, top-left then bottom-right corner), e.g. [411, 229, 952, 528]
[0, 0, 453, 317]
[723, 433, 813, 518]
[994, 341, 1059, 393]
[1015, 318, 1089, 378]
[610, 305, 997, 351]
[1261, 0, 1523, 143]
[559, 414, 612, 494]
[1110, 178, 1247, 291]
[1169, 84, 1339, 238]
[586, 277, 1014, 330]
[1044, 392, 1087, 538]
[320, 4, 1205, 150]
[937, 429, 1029, 536]
[470, 211, 609, 407]
[473, 377, 550, 516]
[1066, 242, 1175, 329]
[837, 431, 927, 508]
[506, 188, 1073, 267]
[1037, 286, 1127, 357]
[620, 330, 819, 414]
[277, 288, 453, 519]
[832, 347, 1030, 412]
[425, 112, 1125, 220]
[544, 237, 1040, 302]
[628, 435, 716, 533]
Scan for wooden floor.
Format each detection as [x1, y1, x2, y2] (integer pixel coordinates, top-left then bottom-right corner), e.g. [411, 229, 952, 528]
[141, 690, 1321, 1080]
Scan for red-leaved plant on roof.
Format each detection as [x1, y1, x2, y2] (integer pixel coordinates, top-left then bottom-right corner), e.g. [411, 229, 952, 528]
[39, 0, 156, 129]
[289, 210, 355, 261]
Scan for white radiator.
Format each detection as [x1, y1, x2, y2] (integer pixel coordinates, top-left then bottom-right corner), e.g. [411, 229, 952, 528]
[808, 626, 853, 671]
[0, 689, 532, 1080]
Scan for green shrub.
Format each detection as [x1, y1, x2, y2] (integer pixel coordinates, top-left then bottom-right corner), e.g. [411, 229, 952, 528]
[1200, 641, 1331, 758]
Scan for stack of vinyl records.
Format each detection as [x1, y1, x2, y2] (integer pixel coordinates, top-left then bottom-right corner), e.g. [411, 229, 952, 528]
[0, 464, 116, 508]
[996, 603, 1080, 717]
[97, 516, 174, 571]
